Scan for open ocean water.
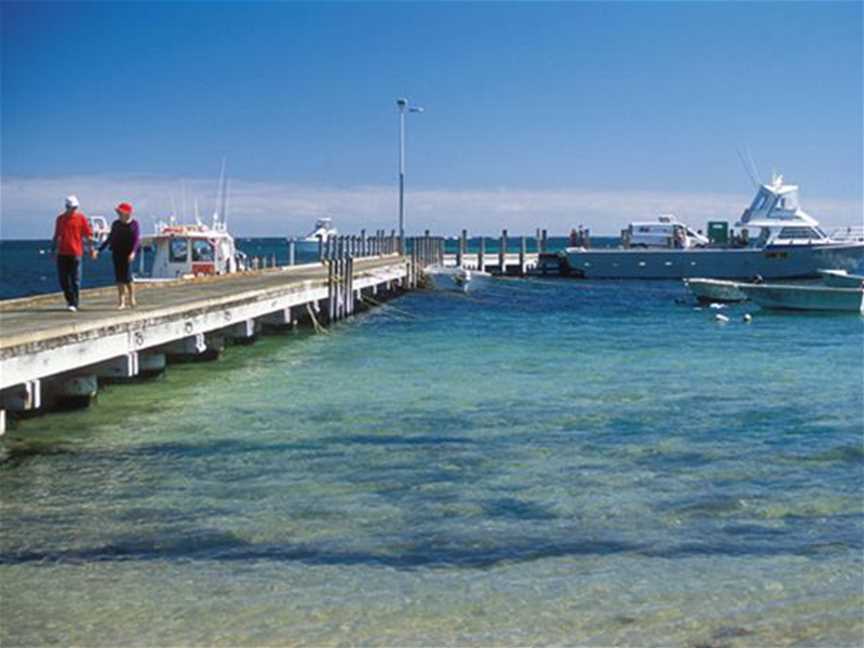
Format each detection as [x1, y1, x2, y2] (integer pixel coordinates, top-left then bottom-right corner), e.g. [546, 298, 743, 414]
[1, 239, 862, 646]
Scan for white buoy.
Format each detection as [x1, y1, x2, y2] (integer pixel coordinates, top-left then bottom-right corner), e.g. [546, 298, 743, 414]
[715, 313, 730, 323]
[709, 303, 726, 310]
[743, 313, 753, 323]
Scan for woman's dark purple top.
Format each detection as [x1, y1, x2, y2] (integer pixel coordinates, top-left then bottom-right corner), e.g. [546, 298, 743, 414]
[99, 219, 140, 255]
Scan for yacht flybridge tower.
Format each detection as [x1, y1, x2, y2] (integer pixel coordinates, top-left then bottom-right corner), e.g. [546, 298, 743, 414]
[736, 174, 819, 229]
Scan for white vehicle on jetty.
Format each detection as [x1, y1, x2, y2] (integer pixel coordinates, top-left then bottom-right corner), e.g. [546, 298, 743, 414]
[564, 174, 864, 279]
[623, 215, 709, 249]
[139, 215, 247, 280]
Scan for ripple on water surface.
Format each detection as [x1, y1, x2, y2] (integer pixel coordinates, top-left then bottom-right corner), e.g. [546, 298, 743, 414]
[1, 280, 862, 646]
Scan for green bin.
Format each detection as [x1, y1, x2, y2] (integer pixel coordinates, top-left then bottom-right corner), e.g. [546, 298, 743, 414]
[707, 221, 729, 245]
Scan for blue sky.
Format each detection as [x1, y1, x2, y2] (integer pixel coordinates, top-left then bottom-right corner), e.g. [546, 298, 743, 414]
[2, 1, 861, 237]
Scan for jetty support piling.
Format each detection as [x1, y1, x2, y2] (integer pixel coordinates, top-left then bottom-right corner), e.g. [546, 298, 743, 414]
[499, 229, 508, 275]
[0, 380, 42, 413]
[162, 333, 208, 362]
[227, 319, 257, 344]
[45, 373, 98, 410]
[139, 353, 167, 377]
[93, 352, 140, 383]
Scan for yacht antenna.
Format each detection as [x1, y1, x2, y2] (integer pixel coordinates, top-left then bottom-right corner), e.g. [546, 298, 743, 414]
[736, 147, 759, 189]
[215, 156, 229, 228]
[745, 147, 762, 186]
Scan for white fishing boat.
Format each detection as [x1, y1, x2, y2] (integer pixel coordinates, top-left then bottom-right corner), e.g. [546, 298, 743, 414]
[137, 162, 247, 280]
[818, 269, 864, 288]
[139, 217, 246, 280]
[684, 278, 747, 303]
[425, 265, 491, 293]
[738, 283, 864, 313]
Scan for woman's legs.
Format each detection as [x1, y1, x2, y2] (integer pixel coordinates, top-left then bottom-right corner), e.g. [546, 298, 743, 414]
[126, 282, 136, 307]
[112, 252, 132, 308]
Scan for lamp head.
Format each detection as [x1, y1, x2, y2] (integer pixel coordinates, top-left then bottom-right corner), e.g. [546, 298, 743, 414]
[396, 98, 408, 109]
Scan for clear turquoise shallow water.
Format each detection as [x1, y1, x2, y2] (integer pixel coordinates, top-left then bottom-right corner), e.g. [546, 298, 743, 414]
[1, 278, 862, 646]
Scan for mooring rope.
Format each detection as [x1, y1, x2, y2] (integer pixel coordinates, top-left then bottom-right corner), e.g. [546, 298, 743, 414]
[305, 302, 329, 335]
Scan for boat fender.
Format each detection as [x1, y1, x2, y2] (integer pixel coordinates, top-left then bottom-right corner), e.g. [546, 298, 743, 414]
[709, 303, 726, 310]
[714, 313, 730, 323]
[742, 313, 753, 323]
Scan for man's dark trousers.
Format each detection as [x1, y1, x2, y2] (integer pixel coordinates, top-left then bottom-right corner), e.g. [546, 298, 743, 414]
[57, 255, 82, 307]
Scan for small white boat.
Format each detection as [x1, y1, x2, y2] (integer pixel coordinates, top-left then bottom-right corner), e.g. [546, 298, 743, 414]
[738, 283, 864, 313]
[684, 278, 747, 303]
[818, 269, 864, 288]
[425, 266, 491, 293]
[301, 218, 338, 243]
[88, 215, 111, 245]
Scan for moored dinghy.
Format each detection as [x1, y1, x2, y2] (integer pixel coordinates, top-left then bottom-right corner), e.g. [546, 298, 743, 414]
[684, 278, 747, 303]
[738, 283, 864, 313]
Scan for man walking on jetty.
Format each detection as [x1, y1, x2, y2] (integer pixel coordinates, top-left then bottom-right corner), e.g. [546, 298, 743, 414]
[52, 195, 95, 312]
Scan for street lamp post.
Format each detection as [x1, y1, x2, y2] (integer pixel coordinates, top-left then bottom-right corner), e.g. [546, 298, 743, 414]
[396, 97, 423, 251]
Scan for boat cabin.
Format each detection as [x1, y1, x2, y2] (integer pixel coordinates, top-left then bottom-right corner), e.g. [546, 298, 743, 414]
[144, 225, 240, 280]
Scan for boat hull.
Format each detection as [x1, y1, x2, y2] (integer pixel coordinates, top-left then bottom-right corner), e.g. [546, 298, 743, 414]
[683, 278, 747, 303]
[564, 243, 864, 280]
[738, 284, 864, 313]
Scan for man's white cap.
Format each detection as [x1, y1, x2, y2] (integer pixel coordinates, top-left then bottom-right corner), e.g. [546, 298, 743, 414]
[65, 195, 80, 208]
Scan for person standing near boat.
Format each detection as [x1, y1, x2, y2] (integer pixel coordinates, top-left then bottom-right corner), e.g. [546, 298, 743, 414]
[96, 202, 140, 309]
[52, 195, 96, 312]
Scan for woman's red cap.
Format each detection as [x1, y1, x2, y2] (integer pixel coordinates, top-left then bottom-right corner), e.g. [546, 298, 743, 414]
[116, 202, 133, 214]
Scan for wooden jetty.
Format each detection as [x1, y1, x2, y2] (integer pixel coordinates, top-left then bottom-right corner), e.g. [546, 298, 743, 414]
[439, 228, 562, 276]
[0, 239, 441, 433]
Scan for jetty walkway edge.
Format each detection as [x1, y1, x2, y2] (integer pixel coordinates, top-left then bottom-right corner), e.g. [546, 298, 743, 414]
[0, 254, 413, 433]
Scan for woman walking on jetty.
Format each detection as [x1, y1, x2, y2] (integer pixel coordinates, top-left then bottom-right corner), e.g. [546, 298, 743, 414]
[97, 202, 140, 309]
